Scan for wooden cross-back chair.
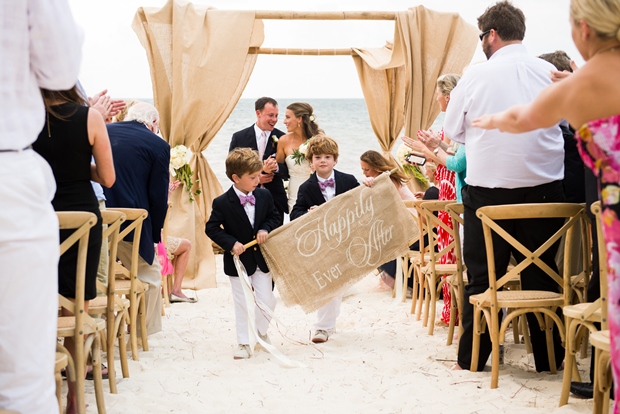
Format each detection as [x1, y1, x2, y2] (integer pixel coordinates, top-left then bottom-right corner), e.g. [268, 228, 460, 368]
[472, 203, 586, 389]
[419, 200, 459, 335]
[56, 211, 106, 414]
[403, 200, 433, 317]
[559, 201, 611, 409]
[392, 200, 424, 303]
[107, 208, 149, 361]
[87, 210, 130, 393]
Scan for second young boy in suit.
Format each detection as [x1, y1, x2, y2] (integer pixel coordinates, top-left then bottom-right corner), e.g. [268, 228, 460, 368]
[290, 135, 359, 343]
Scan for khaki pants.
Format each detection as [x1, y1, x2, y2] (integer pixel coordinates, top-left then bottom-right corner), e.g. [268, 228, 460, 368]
[117, 241, 162, 335]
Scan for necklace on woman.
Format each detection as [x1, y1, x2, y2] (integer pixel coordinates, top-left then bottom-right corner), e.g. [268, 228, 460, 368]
[593, 45, 619, 58]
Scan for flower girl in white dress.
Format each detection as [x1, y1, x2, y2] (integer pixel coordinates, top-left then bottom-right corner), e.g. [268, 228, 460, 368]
[275, 102, 323, 212]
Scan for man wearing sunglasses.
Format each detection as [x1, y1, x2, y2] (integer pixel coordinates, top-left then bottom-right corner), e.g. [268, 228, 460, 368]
[444, 1, 565, 374]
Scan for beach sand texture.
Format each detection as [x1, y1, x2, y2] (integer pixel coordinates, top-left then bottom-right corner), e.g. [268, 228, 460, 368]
[73, 262, 595, 413]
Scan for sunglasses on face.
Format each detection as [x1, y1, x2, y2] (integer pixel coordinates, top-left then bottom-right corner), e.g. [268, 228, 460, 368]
[479, 29, 492, 41]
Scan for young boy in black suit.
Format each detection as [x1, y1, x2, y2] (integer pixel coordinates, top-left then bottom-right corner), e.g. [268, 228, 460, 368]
[290, 135, 359, 343]
[206, 148, 281, 359]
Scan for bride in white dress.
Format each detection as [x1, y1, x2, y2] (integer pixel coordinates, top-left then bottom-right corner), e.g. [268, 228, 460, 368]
[276, 102, 323, 212]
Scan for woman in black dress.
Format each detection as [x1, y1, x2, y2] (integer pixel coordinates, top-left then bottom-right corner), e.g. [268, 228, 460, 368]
[34, 86, 115, 414]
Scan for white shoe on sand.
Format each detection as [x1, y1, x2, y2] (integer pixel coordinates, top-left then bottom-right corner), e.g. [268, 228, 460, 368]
[312, 330, 329, 343]
[258, 332, 271, 345]
[233, 344, 251, 360]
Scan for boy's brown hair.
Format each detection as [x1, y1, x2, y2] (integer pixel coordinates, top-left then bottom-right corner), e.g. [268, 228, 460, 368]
[305, 134, 339, 161]
[225, 148, 263, 180]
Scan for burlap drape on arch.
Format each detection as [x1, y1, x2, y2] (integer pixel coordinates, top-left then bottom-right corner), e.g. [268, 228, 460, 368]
[132, 0, 264, 288]
[353, 6, 479, 154]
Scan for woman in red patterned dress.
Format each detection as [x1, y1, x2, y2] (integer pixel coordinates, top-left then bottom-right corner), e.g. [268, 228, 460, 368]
[403, 74, 461, 326]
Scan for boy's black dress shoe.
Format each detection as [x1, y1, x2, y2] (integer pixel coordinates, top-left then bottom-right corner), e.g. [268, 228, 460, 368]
[570, 381, 593, 399]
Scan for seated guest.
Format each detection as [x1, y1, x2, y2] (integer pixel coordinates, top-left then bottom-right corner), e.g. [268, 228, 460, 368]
[104, 102, 170, 337]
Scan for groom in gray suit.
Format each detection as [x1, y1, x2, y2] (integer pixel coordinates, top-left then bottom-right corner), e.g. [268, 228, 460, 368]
[229, 97, 288, 223]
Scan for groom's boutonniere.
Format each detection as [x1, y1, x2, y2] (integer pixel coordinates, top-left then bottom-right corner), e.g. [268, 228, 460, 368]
[271, 134, 279, 147]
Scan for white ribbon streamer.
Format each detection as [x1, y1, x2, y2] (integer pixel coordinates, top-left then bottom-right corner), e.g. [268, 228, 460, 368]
[233, 255, 306, 368]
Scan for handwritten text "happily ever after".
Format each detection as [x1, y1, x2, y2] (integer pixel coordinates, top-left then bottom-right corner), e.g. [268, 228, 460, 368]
[294, 188, 395, 285]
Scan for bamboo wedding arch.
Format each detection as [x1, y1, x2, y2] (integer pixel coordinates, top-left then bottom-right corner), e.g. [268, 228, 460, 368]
[132, 0, 478, 289]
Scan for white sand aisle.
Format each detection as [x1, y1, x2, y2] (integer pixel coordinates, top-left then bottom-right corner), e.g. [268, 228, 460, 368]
[85, 264, 596, 414]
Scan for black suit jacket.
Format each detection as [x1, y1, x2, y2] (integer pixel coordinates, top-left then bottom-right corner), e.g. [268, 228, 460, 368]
[290, 170, 360, 220]
[230, 125, 288, 217]
[206, 186, 281, 277]
[104, 121, 170, 265]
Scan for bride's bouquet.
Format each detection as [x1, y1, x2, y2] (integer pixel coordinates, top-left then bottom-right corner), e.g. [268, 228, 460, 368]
[396, 143, 429, 186]
[291, 141, 309, 165]
[170, 145, 201, 201]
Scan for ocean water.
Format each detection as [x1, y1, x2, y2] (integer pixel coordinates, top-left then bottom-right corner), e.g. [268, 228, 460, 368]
[204, 99, 445, 191]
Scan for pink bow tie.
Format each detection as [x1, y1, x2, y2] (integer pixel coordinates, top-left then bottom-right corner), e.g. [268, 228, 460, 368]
[239, 194, 256, 206]
[318, 178, 335, 191]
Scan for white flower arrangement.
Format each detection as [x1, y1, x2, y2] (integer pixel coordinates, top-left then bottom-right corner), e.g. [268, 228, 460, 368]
[169, 145, 201, 201]
[309, 114, 316, 122]
[291, 141, 309, 165]
[271, 135, 279, 143]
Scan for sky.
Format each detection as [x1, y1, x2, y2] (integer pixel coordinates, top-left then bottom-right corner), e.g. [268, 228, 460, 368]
[67, 0, 580, 99]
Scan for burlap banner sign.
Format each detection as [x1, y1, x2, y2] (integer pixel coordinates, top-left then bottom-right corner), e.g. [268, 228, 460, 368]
[261, 173, 419, 313]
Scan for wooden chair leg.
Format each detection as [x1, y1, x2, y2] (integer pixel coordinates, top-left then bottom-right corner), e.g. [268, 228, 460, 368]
[139, 294, 149, 352]
[520, 315, 533, 354]
[55, 369, 63, 413]
[427, 277, 439, 335]
[470, 307, 481, 372]
[422, 275, 431, 327]
[512, 312, 520, 344]
[446, 283, 457, 346]
[410, 267, 418, 314]
[543, 314, 557, 375]
[118, 313, 130, 378]
[90, 334, 106, 414]
[415, 273, 425, 320]
[560, 318, 577, 406]
[129, 297, 139, 361]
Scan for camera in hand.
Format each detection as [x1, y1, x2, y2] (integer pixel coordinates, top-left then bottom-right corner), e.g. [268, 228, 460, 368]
[406, 153, 426, 166]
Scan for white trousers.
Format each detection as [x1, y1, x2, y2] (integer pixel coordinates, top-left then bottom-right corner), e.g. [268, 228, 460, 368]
[229, 269, 276, 344]
[314, 296, 342, 332]
[0, 150, 59, 413]
[117, 241, 162, 335]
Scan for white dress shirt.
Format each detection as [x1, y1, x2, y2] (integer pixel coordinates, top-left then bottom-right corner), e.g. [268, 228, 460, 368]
[1, 0, 82, 150]
[444, 44, 564, 189]
[317, 171, 336, 201]
[253, 124, 270, 159]
[233, 185, 255, 227]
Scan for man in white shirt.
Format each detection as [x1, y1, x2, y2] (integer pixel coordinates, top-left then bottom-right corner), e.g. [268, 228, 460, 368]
[0, 1, 82, 412]
[444, 1, 565, 373]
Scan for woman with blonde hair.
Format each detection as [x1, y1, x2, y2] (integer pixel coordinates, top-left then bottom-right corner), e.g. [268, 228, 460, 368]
[276, 102, 323, 211]
[473, 0, 620, 405]
[403, 73, 462, 327]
